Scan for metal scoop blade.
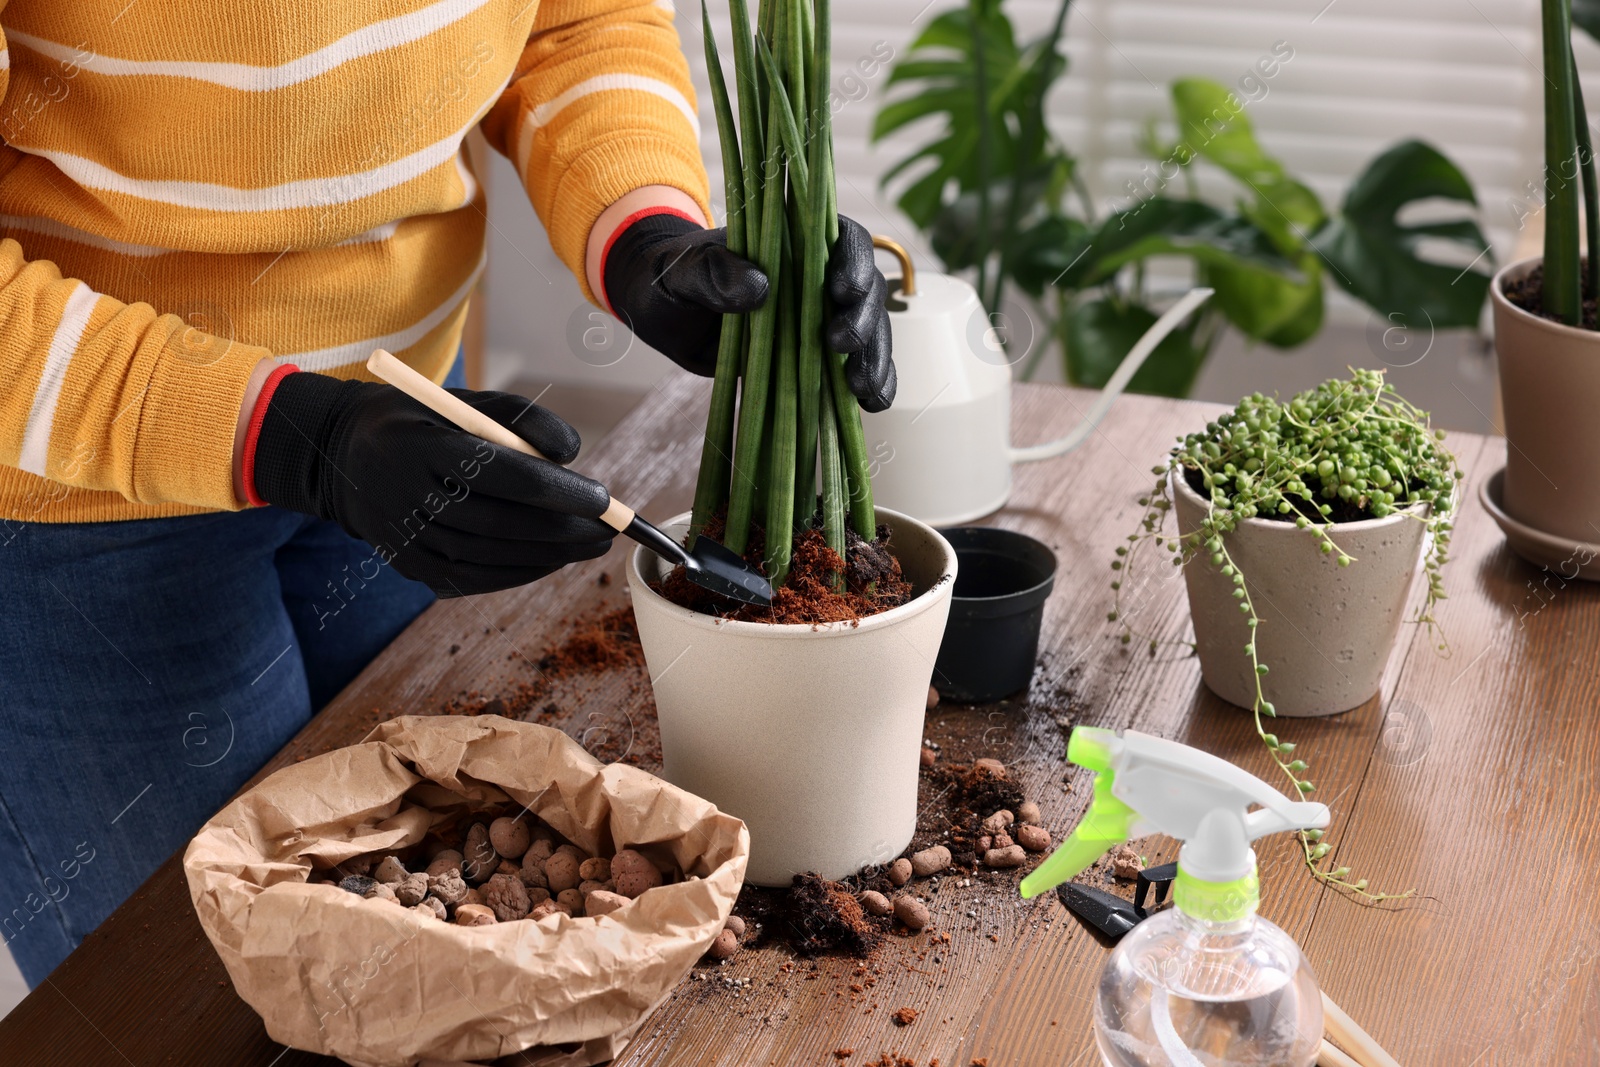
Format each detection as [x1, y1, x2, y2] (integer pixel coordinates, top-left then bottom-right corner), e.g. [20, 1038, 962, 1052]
[626, 516, 773, 607]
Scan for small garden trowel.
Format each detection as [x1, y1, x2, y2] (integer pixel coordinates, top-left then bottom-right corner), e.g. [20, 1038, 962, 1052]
[367, 350, 773, 607]
[1056, 861, 1177, 940]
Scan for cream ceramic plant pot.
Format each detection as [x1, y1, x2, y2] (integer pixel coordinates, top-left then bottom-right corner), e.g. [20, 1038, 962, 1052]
[626, 509, 956, 885]
[1173, 472, 1428, 717]
[1492, 255, 1600, 545]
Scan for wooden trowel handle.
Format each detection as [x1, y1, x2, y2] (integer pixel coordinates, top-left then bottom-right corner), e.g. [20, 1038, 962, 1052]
[366, 349, 635, 532]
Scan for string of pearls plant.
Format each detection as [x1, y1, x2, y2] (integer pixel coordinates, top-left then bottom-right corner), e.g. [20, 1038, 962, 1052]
[1109, 368, 1461, 901]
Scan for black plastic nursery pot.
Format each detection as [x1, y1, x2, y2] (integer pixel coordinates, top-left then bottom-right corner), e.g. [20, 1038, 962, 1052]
[932, 526, 1057, 703]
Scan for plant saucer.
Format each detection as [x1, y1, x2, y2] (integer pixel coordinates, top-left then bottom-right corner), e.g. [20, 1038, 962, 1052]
[1479, 467, 1600, 581]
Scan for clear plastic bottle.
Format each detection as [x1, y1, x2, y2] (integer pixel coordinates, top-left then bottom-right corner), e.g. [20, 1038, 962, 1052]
[1093, 908, 1323, 1067]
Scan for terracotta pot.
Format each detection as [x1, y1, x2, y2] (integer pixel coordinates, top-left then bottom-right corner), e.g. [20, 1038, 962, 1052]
[626, 509, 956, 885]
[1173, 471, 1428, 717]
[1492, 255, 1600, 544]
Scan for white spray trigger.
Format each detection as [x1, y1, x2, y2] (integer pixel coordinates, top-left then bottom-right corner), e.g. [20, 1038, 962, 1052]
[1102, 730, 1329, 885]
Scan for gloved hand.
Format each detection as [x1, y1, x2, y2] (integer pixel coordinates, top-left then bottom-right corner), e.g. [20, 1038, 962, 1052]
[248, 371, 615, 596]
[603, 212, 897, 412]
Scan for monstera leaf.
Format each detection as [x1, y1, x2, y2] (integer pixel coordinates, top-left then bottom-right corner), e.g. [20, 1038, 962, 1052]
[1065, 199, 1296, 290]
[1170, 78, 1326, 246]
[1315, 139, 1493, 329]
[873, 0, 1029, 228]
[1575, 0, 1600, 43]
[1061, 297, 1208, 398]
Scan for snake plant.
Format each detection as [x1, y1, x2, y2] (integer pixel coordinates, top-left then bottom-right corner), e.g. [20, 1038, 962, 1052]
[691, 0, 874, 585]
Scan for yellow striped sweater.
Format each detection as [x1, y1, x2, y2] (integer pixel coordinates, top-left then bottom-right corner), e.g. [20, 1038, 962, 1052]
[0, 0, 710, 525]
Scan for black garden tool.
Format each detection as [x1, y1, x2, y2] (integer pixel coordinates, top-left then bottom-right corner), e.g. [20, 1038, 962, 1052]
[1057, 861, 1178, 940]
[368, 350, 772, 607]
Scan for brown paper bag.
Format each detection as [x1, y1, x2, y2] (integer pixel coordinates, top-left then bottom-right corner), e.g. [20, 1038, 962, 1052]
[184, 715, 748, 1067]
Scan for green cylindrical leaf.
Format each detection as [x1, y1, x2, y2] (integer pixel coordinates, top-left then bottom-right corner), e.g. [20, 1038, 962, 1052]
[765, 252, 799, 583]
[723, 109, 788, 554]
[1543, 0, 1581, 323]
[689, 0, 750, 542]
[819, 360, 847, 560]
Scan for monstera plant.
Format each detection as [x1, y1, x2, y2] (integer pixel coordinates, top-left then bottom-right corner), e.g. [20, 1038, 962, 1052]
[873, 0, 1495, 396]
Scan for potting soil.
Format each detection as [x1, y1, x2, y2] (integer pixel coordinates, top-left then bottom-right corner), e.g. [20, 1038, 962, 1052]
[657, 517, 913, 624]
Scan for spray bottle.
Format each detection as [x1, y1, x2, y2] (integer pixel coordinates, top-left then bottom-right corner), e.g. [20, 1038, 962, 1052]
[1020, 727, 1331, 1067]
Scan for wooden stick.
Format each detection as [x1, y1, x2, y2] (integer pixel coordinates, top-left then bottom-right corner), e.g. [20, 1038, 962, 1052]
[1322, 991, 1402, 1067]
[1318, 1038, 1361, 1067]
[366, 349, 635, 532]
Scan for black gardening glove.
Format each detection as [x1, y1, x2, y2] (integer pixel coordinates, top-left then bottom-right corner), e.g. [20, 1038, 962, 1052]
[251, 373, 615, 597]
[603, 212, 896, 411]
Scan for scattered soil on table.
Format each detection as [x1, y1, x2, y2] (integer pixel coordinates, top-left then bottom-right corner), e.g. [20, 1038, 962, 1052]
[1503, 262, 1600, 331]
[775, 873, 884, 957]
[891, 1006, 918, 1027]
[439, 604, 659, 768]
[656, 514, 913, 625]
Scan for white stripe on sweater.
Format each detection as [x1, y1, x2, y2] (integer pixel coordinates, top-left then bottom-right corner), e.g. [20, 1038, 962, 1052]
[19, 284, 99, 476]
[282, 252, 485, 372]
[515, 74, 700, 178]
[0, 214, 173, 256]
[335, 220, 402, 247]
[7, 0, 492, 91]
[21, 111, 482, 213]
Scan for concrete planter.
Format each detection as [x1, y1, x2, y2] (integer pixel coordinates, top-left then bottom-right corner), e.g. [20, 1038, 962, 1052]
[1491, 255, 1600, 546]
[626, 509, 956, 885]
[1173, 471, 1428, 717]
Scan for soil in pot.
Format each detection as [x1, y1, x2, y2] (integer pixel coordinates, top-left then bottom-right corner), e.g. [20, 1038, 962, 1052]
[656, 513, 913, 624]
[1183, 466, 1377, 526]
[1502, 261, 1600, 329]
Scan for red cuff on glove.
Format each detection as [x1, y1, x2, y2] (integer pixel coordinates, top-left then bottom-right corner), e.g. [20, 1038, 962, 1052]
[597, 207, 702, 316]
[242, 363, 300, 507]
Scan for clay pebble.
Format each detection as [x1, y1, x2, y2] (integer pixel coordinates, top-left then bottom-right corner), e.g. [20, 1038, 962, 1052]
[428, 869, 470, 905]
[1109, 844, 1143, 879]
[982, 845, 1026, 869]
[483, 873, 532, 922]
[394, 873, 428, 906]
[981, 810, 1015, 835]
[974, 758, 1008, 778]
[708, 929, 740, 959]
[893, 896, 930, 931]
[425, 850, 464, 878]
[363, 882, 399, 904]
[1016, 824, 1050, 852]
[611, 849, 663, 898]
[859, 891, 892, 917]
[585, 890, 629, 918]
[910, 846, 951, 878]
[489, 816, 532, 859]
[462, 823, 498, 885]
[373, 856, 408, 885]
[887, 858, 913, 887]
[543, 852, 581, 894]
[454, 903, 497, 926]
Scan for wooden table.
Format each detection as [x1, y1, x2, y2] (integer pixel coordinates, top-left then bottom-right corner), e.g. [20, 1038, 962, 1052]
[3, 378, 1593, 1066]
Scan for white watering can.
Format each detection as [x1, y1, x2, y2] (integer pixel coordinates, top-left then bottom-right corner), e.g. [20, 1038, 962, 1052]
[862, 237, 1214, 526]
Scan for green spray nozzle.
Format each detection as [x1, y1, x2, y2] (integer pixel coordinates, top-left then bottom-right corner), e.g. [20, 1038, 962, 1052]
[1018, 726, 1330, 908]
[1019, 728, 1137, 899]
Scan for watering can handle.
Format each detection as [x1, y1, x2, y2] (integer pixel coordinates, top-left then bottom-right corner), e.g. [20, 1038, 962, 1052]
[872, 235, 916, 296]
[1008, 286, 1214, 464]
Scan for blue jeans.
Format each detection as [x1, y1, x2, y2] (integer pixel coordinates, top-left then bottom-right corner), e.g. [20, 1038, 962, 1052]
[0, 360, 462, 986]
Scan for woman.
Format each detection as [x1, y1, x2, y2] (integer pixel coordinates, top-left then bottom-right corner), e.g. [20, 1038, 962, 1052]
[0, 0, 891, 986]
